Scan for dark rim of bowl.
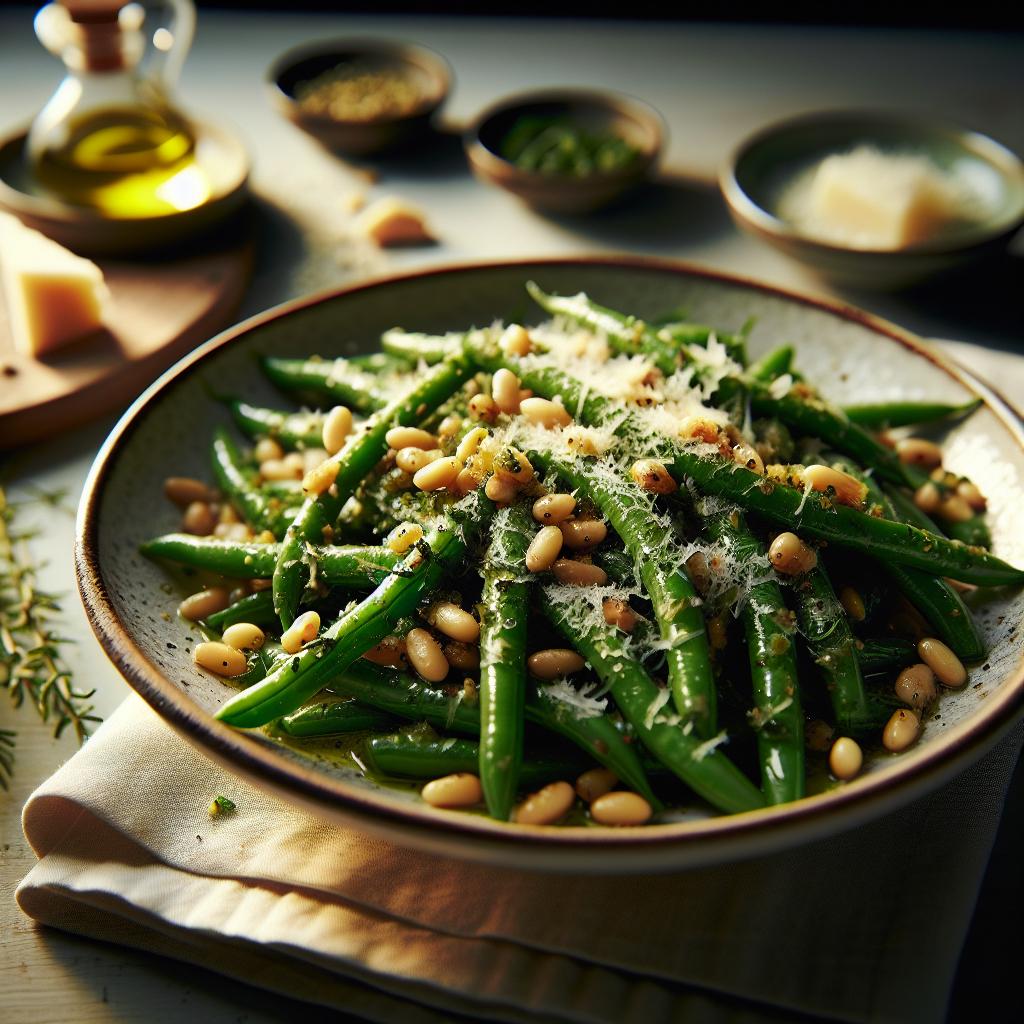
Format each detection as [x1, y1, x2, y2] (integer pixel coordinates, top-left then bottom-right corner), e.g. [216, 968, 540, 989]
[465, 88, 664, 184]
[266, 38, 452, 127]
[76, 255, 1024, 861]
[720, 109, 1024, 258]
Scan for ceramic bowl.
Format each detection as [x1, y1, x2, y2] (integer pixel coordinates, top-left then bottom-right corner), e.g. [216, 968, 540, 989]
[0, 119, 249, 257]
[267, 38, 451, 157]
[720, 111, 1024, 290]
[465, 90, 663, 214]
[76, 257, 1024, 873]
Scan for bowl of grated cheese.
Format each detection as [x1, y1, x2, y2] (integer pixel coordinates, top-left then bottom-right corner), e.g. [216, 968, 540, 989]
[720, 111, 1024, 290]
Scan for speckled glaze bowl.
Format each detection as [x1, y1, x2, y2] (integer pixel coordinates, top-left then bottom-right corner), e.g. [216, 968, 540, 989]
[76, 258, 1024, 872]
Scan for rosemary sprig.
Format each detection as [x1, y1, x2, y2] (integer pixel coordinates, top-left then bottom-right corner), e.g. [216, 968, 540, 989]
[1, 485, 100, 789]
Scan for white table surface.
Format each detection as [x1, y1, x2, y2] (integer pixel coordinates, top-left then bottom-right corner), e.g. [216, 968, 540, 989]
[1, 9, 1022, 1022]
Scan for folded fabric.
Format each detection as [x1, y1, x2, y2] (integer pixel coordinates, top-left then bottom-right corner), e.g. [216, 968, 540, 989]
[17, 694, 1022, 1024]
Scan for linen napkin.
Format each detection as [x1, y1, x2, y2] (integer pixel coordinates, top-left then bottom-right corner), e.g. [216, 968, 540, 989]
[17, 693, 1022, 1024]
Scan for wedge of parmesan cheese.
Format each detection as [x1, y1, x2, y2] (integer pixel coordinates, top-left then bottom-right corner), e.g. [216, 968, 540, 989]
[353, 197, 434, 247]
[0, 213, 109, 356]
[803, 146, 969, 249]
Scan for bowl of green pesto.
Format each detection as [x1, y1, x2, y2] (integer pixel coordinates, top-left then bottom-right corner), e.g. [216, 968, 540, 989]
[465, 89, 664, 214]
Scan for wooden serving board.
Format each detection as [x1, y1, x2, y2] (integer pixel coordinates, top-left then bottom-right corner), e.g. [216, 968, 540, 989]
[0, 244, 250, 449]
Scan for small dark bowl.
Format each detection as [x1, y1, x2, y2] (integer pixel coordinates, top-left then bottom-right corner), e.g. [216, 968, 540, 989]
[267, 38, 451, 157]
[465, 89, 663, 214]
[720, 110, 1024, 290]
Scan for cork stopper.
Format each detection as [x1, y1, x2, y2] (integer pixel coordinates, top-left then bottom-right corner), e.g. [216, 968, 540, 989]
[58, 1, 129, 71]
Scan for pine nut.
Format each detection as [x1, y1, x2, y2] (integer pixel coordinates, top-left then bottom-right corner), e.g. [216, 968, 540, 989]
[455, 426, 489, 464]
[222, 622, 265, 651]
[396, 447, 442, 473]
[802, 464, 867, 509]
[492, 368, 522, 413]
[218, 503, 240, 524]
[182, 501, 216, 535]
[732, 443, 765, 475]
[254, 437, 284, 463]
[214, 522, 252, 542]
[255, 530, 276, 544]
[484, 475, 518, 504]
[492, 447, 534, 485]
[453, 468, 480, 495]
[894, 663, 937, 709]
[527, 648, 586, 679]
[896, 437, 943, 468]
[179, 587, 230, 621]
[468, 393, 498, 422]
[301, 458, 340, 497]
[281, 610, 320, 654]
[260, 458, 302, 482]
[602, 597, 637, 633]
[249, 577, 272, 591]
[164, 477, 216, 507]
[914, 482, 941, 514]
[427, 602, 480, 643]
[575, 767, 617, 803]
[839, 585, 866, 622]
[769, 532, 817, 575]
[386, 522, 423, 553]
[362, 635, 407, 668]
[805, 719, 834, 752]
[520, 397, 572, 428]
[406, 627, 449, 682]
[385, 426, 438, 451]
[678, 417, 722, 445]
[551, 559, 607, 586]
[303, 447, 330, 475]
[514, 781, 574, 825]
[957, 480, 986, 511]
[444, 640, 480, 670]
[322, 406, 353, 454]
[414, 455, 461, 491]
[283, 452, 305, 475]
[938, 494, 974, 523]
[532, 493, 576, 524]
[630, 459, 677, 494]
[437, 413, 462, 441]
[499, 323, 533, 356]
[829, 737, 863, 780]
[591, 791, 652, 826]
[883, 708, 920, 752]
[559, 519, 607, 551]
[194, 641, 248, 677]
[917, 637, 967, 687]
[685, 551, 711, 595]
[422, 773, 482, 808]
[526, 525, 564, 572]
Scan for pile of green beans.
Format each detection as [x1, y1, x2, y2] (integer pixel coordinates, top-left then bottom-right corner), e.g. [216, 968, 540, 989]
[143, 282, 1022, 829]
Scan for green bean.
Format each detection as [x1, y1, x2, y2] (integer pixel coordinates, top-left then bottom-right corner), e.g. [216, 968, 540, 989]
[273, 356, 473, 628]
[791, 563, 873, 735]
[592, 547, 636, 586]
[534, 449, 717, 739]
[381, 329, 463, 364]
[462, 336, 1024, 586]
[210, 429, 276, 533]
[141, 534, 399, 586]
[361, 729, 591, 785]
[542, 587, 763, 814]
[262, 356, 387, 414]
[748, 345, 795, 382]
[228, 400, 325, 449]
[833, 461, 986, 661]
[220, 499, 489, 728]
[702, 504, 804, 804]
[842, 398, 982, 429]
[857, 637, 917, 674]
[478, 504, 533, 819]
[206, 591, 277, 631]
[276, 696, 398, 736]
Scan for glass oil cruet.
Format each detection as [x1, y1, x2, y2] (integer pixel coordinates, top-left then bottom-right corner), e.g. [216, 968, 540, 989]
[26, 0, 208, 217]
